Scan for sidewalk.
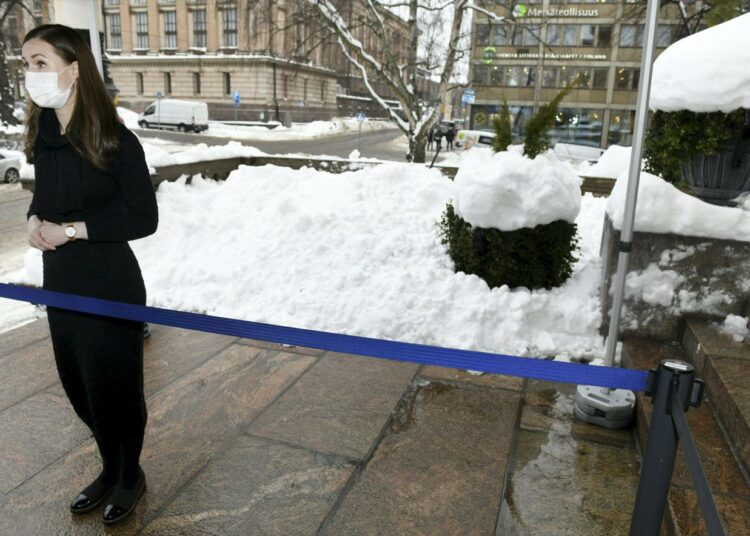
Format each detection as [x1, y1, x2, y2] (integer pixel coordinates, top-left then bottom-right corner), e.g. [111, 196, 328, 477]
[0, 319, 640, 535]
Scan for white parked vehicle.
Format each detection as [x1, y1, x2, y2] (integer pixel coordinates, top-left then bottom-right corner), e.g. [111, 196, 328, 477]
[137, 99, 209, 133]
[0, 150, 21, 184]
[454, 129, 496, 149]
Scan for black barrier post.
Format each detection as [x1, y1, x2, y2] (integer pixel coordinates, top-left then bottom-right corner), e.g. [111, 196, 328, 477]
[630, 359, 698, 536]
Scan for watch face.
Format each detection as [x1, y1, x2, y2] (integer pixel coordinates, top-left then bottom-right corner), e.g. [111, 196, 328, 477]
[65, 226, 76, 238]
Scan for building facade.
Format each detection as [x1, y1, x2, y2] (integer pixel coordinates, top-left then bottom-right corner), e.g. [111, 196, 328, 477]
[4, 0, 416, 122]
[468, 0, 705, 149]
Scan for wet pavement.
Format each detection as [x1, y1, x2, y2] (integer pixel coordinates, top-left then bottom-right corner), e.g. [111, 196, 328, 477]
[0, 319, 644, 535]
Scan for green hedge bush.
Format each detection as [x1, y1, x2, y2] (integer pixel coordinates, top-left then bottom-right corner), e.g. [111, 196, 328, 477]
[438, 204, 579, 290]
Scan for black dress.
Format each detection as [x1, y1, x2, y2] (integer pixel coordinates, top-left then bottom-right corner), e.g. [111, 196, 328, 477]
[27, 108, 158, 449]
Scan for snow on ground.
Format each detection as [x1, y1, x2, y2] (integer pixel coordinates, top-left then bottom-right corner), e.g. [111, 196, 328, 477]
[650, 13, 750, 112]
[117, 106, 140, 130]
[0, 123, 24, 135]
[581, 145, 632, 179]
[206, 117, 397, 141]
[6, 163, 609, 361]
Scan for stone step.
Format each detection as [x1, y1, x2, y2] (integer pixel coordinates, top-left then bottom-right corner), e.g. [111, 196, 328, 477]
[622, 338, 750, 535]
[681, 318, 750, 475]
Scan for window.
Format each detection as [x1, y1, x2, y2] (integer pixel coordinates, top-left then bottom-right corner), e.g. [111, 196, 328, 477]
[543, 67, 608, 89]
[592, 68, 608, 89]
[504, 66, 536, 87]
[581, 25, 595, 46]
[163, 11, 177, 49]
[615, 68, 640, 90]
[512, 25, 540, 47]
[135, 12, 149, 49]
[108, 14, 121, 49]
[193, 72, 201, 96]
[542, 67, 558, 88]
[608, 109, 636, 146]
[223, 72, 231, 96]
[164, 73, 172, 95]
[136, 73, 144, 95]
[598, 25, 612, 47]
[473, 65, 490, 86]
[222, 8, 237, 47]
[550, 108, 604, 148]
[476, 24, 491, 46]
[563, 25, 577, 46]
[619, 24, 643, 47]
[547, 24, 612, 47]
[656, 25, 675, 47]
[321, 81, 327, 101]
[490, 65, 503, 85]
[491, 26, 509, 46]
[193, 10, 207, 48]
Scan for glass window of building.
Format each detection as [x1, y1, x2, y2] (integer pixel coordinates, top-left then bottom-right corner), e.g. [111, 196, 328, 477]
[542, 67, 558, 88]
[107, 14, 121, 50]
[490, 65, 503, 85]
[491, 26, 509, 46]
[223, 72, 231, 96]
[223, 8, 238, 47]
[193, 10, 207, 48]
[608, 109, 636, 146]
[136, 73, 143, 95]
[550, 108, 603, 147]
[547, 24, 561, 46]
[615, 68, 640, 90]
[164, 73, 172, 95]
[581, 25, 595, 46]
[504, 66, 536, 87]
[163, 11, 177, 49]
[135, 12, 148, 49]
[563, 25, 577, 46]
[619, 24, 644, 47]
[598, 25, 612, 47]
[193, 72, 201, 95]
[525, 25, 541, 46]
[593, 68, 608, 89]
[656, 24, 675, 47]
[476, 24, 490, 46]
[473, 65, 490, 85]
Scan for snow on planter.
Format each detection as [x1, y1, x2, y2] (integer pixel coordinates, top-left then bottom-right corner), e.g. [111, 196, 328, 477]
[452, 147, 582, 231]
[650, 13, 750, 113]
[607, 170, 750, 240]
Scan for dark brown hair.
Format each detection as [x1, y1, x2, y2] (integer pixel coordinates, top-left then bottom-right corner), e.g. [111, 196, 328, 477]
[23, 24, 120, 170]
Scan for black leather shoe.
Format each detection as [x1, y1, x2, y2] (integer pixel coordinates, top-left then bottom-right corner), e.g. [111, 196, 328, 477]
[101, 469, 147, 525]
[70, 478, 117, 515]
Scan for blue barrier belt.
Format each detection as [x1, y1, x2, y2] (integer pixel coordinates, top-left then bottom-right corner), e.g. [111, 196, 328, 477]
[0, 282, 648, 391]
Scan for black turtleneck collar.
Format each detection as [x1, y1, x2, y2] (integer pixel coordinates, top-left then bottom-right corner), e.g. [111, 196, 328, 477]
[36, 107, 71, 150]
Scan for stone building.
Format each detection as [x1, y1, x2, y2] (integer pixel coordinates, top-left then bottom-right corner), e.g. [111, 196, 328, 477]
[3, 0, 420, 122]
[468, 0, 709, 149]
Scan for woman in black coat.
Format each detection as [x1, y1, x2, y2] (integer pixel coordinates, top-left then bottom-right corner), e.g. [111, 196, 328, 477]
[22, 24, 157, 525]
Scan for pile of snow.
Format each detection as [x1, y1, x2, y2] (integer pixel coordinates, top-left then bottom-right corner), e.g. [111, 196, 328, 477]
[607, 171, 750, 241]
[650, 13, 750, 112]
[141, 140, 266, 168]
[0, 122, 24, 135]
[581, 145, 632, 179]
[206, 117, 397, 141]
[720, 314, 749, 342]
[453, 147, 582, 231]
[8, 163, 609, 360]
[117, 107, 140, 130]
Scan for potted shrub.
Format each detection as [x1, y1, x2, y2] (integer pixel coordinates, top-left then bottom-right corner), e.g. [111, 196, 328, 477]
[645, 13, 750, 205]
[438, 89, 581, 290]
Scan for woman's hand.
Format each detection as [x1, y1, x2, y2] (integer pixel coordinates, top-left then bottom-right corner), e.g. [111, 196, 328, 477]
[39, 220, 70, 249]
[27, 215, 57, 251]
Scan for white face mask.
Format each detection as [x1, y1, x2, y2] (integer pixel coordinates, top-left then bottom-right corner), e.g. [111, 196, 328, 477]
[24, 64, 75, 109]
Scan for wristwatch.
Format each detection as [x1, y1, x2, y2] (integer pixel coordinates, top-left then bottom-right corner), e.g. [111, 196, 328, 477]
[64, 223, 77, 241]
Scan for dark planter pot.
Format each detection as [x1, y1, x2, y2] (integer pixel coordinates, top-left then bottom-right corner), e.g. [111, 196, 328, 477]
[681, 137, 750, 206]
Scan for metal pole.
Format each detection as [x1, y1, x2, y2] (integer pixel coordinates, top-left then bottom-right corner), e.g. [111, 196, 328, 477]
[87, 0, 104, 80]
[630, 359, 696, 536]
[604, 0, 661, 366]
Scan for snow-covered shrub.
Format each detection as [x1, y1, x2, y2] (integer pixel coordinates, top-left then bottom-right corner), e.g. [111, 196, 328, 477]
[439, 148, 581, 290]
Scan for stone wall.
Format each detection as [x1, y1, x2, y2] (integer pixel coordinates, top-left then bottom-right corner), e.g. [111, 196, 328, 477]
[599, 216, 750, 341]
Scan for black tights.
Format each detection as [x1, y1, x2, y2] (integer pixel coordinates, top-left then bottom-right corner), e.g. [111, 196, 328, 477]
[48, 308, 147, 489]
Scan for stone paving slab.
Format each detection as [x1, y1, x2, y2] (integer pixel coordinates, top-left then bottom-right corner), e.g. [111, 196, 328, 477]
[0, 344, 315, 535]
[668, 487, 750, 536]
[0, 337, 59, 412]
[323, 383, 520, 536]
[497, 387, 640, 536]
[0, 388, 89, 494]
[418, 365, 524, 391]
[142, 434, 355, 535]
[249, 352, 418, 461]
[0, 317, 49, 358]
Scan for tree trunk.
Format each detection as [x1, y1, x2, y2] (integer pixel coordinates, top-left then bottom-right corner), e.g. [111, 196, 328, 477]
[409, 131, 427, 164]
[0, 37, 18, 127]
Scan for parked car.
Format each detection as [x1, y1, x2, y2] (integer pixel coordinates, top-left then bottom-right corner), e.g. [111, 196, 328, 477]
[137, 99, 209, 133]
[454, 129, 496, 149]
[0, 151, 21, 183]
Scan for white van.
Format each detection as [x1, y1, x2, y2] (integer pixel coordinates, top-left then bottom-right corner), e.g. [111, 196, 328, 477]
[454, 129, 496, 149]
[137, 99, 209, 133]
